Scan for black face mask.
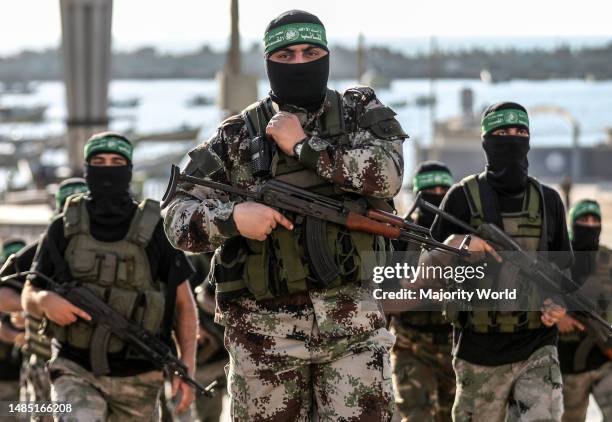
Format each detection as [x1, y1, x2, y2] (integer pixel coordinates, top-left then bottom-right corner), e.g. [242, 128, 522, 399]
[266, 54, 329, 111]
[84, 164, 137, 240]
[572, 224, 601, 251]
[483, 135, 530, 196]
[417, 192, 445, 229]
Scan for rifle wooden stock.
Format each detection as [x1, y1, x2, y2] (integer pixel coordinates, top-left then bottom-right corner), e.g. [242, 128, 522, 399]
[346, 212, 402, 238]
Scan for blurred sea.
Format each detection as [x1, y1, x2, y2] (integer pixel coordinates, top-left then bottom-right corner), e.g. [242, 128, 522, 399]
[1, 78, 611, 176]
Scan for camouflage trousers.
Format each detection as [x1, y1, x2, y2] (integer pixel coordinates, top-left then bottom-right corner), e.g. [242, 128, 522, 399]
[561, 361, 612, 422]
[453, 345, 563, 422]
[225, 325, 395, 421]
[389, 320, 455, 422]
[48, 356, 163, 422]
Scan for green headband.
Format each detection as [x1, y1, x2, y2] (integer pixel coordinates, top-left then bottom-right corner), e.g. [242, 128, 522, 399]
[56, 182, 88, 210]
[413, 170, 454, 193]
[264, 23, 327, 55]
[570, 200, 601, 223]
[481, 109, 529, 135]
[1, 242, 25, 262]
[84, 135, 133, 162]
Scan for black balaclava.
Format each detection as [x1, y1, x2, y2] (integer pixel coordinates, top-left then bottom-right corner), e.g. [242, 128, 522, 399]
[84, 163, 137, 242]
[482, 102, 531, 196]
[413, 161, 453, 228]
[572, 223, 601, 251]
[265, 10, 329, 111]
[571, 222, 601, 279]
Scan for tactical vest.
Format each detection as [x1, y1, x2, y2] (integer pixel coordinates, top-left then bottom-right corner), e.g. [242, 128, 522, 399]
[559, 246, 612, 370]
[453, 172, 547, 333]
[49, 195, 165, 360]
[206, 89, 394, 301]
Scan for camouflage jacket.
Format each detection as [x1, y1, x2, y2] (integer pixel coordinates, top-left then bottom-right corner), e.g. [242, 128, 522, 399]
[164, 86, 407, 339]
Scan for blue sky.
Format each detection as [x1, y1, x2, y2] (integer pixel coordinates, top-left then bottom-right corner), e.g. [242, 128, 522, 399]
[2, 0, 612, 54]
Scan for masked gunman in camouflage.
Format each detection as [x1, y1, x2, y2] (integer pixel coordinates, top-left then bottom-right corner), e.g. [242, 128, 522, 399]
[0, 179, 87, 420]
[556, 200, 612, 422]
[164, 10, 407, 420]
[389, 161, 456, 422]
[420, 102, 574, 421]
[22, 133, 198, 421]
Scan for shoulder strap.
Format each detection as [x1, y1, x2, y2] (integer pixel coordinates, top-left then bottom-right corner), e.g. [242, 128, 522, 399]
[242, 97, 274, 137]
[63, 194, 89, 238]
[126, 199, 161, 247]
[475, 173, 504, 228]
[530, 177, 548, 252]
[460, 173, 483, 221]
[320, 89, 345, 138]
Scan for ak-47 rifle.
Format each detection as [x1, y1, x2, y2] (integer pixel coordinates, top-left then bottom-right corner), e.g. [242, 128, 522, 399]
[161, 164, 470, 285]
[5, 271, 217, 397]
[413, 193, 612, 340]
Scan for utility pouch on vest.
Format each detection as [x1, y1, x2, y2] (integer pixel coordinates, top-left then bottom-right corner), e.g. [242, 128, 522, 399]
[243, 238, 273, 300]
[71, 250, 97, 276]
[208, 237, 250, 300]
[61, 285, 104, 349]
[271, 226, 308, 294]
[134, 291, 165, 334]
[106, 288, 139, 353]
[125, 290, 166, 360]
[98, 253, 118, 285]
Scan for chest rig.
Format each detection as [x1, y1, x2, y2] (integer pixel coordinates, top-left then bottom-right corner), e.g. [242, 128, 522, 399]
[49, 195, 165, 373]
[209, 89, 387, 301]
[457, 172, 547, 333]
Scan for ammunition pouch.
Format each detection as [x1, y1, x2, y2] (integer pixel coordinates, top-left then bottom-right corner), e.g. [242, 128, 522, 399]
[211, 219, 385, 301]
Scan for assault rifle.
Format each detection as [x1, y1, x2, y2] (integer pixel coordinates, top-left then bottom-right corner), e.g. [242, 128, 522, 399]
[161, 165, 469, 285]
[5, 271, 217, 397]
[414, 193, 612, 340]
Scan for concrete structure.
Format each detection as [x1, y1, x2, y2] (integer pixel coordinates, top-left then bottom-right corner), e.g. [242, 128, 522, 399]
[60, 0, 113, 175]
[216, 0, 257, 115]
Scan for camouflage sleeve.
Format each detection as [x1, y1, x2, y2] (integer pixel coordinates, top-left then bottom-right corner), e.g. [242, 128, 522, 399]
[297, 86, 407, 199]
[163, 123, 240, 253]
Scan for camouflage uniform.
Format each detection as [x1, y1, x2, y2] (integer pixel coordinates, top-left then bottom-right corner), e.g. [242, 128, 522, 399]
[453, 345, 563, 422]
[48, 356, 163, 422]
[389, 316, 454, 422]
[164, 86, 406, 420]
[390, 236, 454, 422]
